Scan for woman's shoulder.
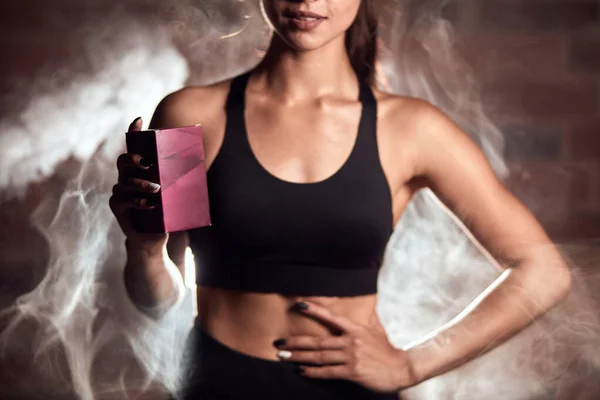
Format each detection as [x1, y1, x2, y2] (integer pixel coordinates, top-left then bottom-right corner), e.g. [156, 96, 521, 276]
[371, 86, 470, 165]
[371, 87, 435, 122]
[157, 80, 231, 116]
[371, 87, 445, 139]
[150, 75, 243, 129]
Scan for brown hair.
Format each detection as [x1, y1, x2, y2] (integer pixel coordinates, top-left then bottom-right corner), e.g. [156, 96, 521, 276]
[345, 0, 378, 85]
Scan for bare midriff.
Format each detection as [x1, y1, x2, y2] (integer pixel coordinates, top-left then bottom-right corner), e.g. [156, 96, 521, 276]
[196, 286, 380, 361]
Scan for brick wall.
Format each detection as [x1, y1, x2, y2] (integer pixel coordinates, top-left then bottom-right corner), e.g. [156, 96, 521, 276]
[450, 0, 600, 240]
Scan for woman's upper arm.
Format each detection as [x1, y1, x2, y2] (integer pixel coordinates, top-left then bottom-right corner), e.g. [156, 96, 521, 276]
[407, 102, 568, 281]
[144, 84, 228, 275]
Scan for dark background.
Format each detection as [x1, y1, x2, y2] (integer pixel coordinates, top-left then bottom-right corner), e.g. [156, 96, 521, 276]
[0, 0, 598, 399]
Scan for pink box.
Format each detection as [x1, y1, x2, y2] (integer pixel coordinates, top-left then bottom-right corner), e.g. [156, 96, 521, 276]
[125, 125, 211, 233]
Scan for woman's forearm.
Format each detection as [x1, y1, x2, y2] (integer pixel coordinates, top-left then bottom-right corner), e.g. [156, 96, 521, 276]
[403, 261, 571, 387]
[123, 239, 185, 319]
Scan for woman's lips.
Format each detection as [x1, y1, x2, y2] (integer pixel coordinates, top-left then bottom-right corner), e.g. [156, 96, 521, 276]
[283, 10, 326, 31]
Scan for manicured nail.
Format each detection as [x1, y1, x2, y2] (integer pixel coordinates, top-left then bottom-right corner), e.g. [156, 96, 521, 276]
[134, 116, 142, 123]
[140, 158, 152, 167]
[147, 182, 161, 192]
[295, 365, 305, 374]
[273, 338, 286, 347]
[291, 302, 309, 312]
[146, 200, 158, 207]
[277, 350, 292, 360]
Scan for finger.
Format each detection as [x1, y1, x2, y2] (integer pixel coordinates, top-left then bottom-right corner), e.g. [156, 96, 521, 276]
[117, 153, 152, 172]
[278, 349, 349, 365]
[274, 336, 350, 350]
[109, 193, 156, 214]
[291, 301, 361, 334]
[114, 178, 161, 194]
[128, 117, 143, 132]
[109, 191, 156, 215]
[298, 365, 351, 380]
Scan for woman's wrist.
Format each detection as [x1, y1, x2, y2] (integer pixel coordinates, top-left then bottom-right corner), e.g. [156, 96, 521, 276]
[400, 336, 456, 390]
[401, 346, 424, 389]
[125, 237, 167, 260]
[390, 346, 422, 391]
[123, 237, 183, 318]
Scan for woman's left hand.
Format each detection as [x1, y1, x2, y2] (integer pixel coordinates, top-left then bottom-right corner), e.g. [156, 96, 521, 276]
[273, 301, 415, 393]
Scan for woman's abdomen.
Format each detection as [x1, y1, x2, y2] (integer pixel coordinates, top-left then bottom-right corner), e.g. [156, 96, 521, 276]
[196, 286, 379, 361]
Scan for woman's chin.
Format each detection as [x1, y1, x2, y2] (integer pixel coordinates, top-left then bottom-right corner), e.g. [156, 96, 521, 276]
[276, 33, 331, 53]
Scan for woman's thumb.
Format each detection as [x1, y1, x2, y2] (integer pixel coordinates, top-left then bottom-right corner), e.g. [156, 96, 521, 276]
[128, 117, 143, 132]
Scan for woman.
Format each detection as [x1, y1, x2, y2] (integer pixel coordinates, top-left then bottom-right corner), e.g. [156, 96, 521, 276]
[109, 0, 571, 398]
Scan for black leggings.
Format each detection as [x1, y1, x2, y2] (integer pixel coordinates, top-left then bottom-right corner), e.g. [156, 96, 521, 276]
[173, 321, 400, 400]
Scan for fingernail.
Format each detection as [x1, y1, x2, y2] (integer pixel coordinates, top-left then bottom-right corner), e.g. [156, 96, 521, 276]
[295, 365, 305, 374]
[291, 302, 309, 312]
[147, 182, 161, 192]
[273, 338, 286, 347]
[146, 200, 159, 207]
[277, 350, 292, 360]
[140, 158, 152, 167]
[134, 116, 142, 123]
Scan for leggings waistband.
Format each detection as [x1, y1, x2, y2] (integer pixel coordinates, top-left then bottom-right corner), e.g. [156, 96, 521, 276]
[192, 319, 291, 369]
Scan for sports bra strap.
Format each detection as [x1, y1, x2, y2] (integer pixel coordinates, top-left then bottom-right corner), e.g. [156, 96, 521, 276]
[225, 72, 251, 110]
[358, 81, 377, 108]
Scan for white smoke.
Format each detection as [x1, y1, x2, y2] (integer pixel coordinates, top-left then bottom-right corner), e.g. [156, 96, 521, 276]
[0, 0, 599, 399]
[0, 10, 193, 400]
[0, 28, 186, 198]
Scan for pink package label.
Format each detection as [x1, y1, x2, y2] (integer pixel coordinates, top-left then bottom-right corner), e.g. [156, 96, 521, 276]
[126, 125, 211, 233]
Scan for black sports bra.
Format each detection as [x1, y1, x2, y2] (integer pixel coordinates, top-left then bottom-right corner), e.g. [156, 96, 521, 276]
[188, 72, 394, 297]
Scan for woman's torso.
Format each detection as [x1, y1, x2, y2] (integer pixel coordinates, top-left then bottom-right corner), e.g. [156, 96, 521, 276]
[165, 71, 423, 361]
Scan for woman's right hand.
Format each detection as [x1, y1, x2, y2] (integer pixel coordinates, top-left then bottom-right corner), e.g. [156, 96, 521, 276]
[109, 117, 168, 253]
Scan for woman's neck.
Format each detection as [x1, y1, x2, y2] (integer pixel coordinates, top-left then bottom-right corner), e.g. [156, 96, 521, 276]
[253, 35, 359, 103]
